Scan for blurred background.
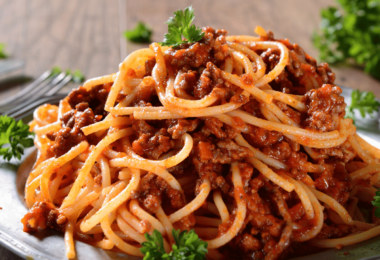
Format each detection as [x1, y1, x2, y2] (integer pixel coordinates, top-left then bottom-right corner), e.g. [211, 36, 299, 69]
[0, 0, 379, 259]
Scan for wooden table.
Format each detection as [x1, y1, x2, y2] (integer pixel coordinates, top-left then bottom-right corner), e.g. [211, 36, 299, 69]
[0, 0, 379, 259]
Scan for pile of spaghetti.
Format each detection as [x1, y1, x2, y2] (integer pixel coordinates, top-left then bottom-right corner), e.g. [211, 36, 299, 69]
[22, 26, 380, 260]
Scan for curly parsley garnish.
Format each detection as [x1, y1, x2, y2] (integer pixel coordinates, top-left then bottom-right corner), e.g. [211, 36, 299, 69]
[140, 229, 208, 260]
[313, 0, 380, 79]
[345, 89, 380, 123]
[124, 22, 153, 43]
[372, 188, 380, 218]
[160, 6, 204, 48]
[0, 116, 34, 161]
[0, 43, 8, 59]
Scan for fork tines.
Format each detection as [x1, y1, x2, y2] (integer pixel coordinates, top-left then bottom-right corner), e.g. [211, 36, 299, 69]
[0, 71, 72, 118]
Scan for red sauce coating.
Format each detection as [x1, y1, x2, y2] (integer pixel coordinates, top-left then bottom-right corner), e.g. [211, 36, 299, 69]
[26, 27, 360, 260]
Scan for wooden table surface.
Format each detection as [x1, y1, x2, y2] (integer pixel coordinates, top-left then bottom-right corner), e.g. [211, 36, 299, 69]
[0, 0, 379, 259]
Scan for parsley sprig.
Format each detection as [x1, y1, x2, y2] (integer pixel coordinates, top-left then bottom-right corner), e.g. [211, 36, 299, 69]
[0, 116, 34, 161]
[345, 89, 380, 123]
[160, 6, 204, 48]
[372, 188, 380, 218]
[313, 0, 380, 79]
[0, 43, 8, 59]
[140, 229, 208, 260]
[124, 22, 153, 43]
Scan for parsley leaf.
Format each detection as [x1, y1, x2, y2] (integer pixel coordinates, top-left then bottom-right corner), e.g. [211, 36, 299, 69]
[124, 22, 153, 43]
[0, 43, 8, 59]
[50, 67, 85, 83]
[313, 0, 380, 80]
[372, 187, 380, 218]
[0, 116, 34, 161]
[50, 66, 62, 77]
[66, 69, 86, 83]
[345, 89, 380, 123]
[140, 229, 208, 260]
[160, 6, 204, 47]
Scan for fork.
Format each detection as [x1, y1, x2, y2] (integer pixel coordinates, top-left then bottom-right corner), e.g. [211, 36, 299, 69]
[5, 93, 68, 121]
[0, 70, 72, 113]
[1, 70, 73, 120]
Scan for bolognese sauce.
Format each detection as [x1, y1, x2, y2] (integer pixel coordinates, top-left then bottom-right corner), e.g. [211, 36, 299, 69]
[22, 25, 380, 260]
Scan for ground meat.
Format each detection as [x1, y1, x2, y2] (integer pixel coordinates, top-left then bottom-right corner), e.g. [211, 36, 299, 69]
[46, 83, 111, 157]
[263, 141, 292, 162]
[317, 143, 356, 163]
[132, 84, 156, 106]
[274, 101, 301, 125]
[313, 163, 352, 204]
[132, 132, 173, 160]
[165, 27, 228, 69]
[303, 84, 346, 132]
[167, 118, 200, 139]
[137, 173, 185, 214]
[176, 70, 199, 97]
[132, 119, 174, 159]
[67, 83, 111, 117]
[213, 140, 253, 164]
[144, 58, 156, 76]
[167, 157, 197, 177]
[288, 203, 305, 221]
[202, 117, 240, 139]
[235, 233, 262, 253]
[190, 132, 254, 193]
[175, 62, 236, 101]
[288, 152, 309, 180]
[244, 125, 284, 148]
[21, 201, 66, 233]
[244, 99, 264, 118]
[47, 103, 101, 157]
[317, 63, 336, 85]
[255, 33, 336, 95]
[317, 223, 355, 239]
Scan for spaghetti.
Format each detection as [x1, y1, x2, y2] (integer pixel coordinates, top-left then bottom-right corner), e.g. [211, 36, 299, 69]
[22, 26, 380, 260]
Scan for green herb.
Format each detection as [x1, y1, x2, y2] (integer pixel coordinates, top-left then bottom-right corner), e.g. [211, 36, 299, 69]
[124, 22, 152, 43]
[50, 67, 85, 83]
[66, 69, 85, 83]
[313, 0, 380, 79]
[345, 89, 380, 123]
[50, 66, 62, 77]
[0, 43, 8, 59]
[0, 116, 34, 161]
[140, 229, 208, 260]
[160, 6, 204, 47]
[372, 188, 380, 218]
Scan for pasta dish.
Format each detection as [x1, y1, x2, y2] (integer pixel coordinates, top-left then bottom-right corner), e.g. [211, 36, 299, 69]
[22, 26, 380, 260]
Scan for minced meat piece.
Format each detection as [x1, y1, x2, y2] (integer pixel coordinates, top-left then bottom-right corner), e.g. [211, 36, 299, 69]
[202, 117, 240, 139]
[21, 201, 66, 233]
[67, 83, 111, 117]
[47, 103, 100, 157]
[165, 27, 228, 69]
[244, 125, 284, 148]
[303, 84, 346, 132]
[47, 83, 111, 157]
[167, 119, 200, 139]
[137, 173, 185, 214]
[132, 119, 174, 159]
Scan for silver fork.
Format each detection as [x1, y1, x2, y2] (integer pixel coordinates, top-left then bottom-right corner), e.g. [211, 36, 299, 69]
[4, 93, 68, 121]
[0, 70, 72, 114]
